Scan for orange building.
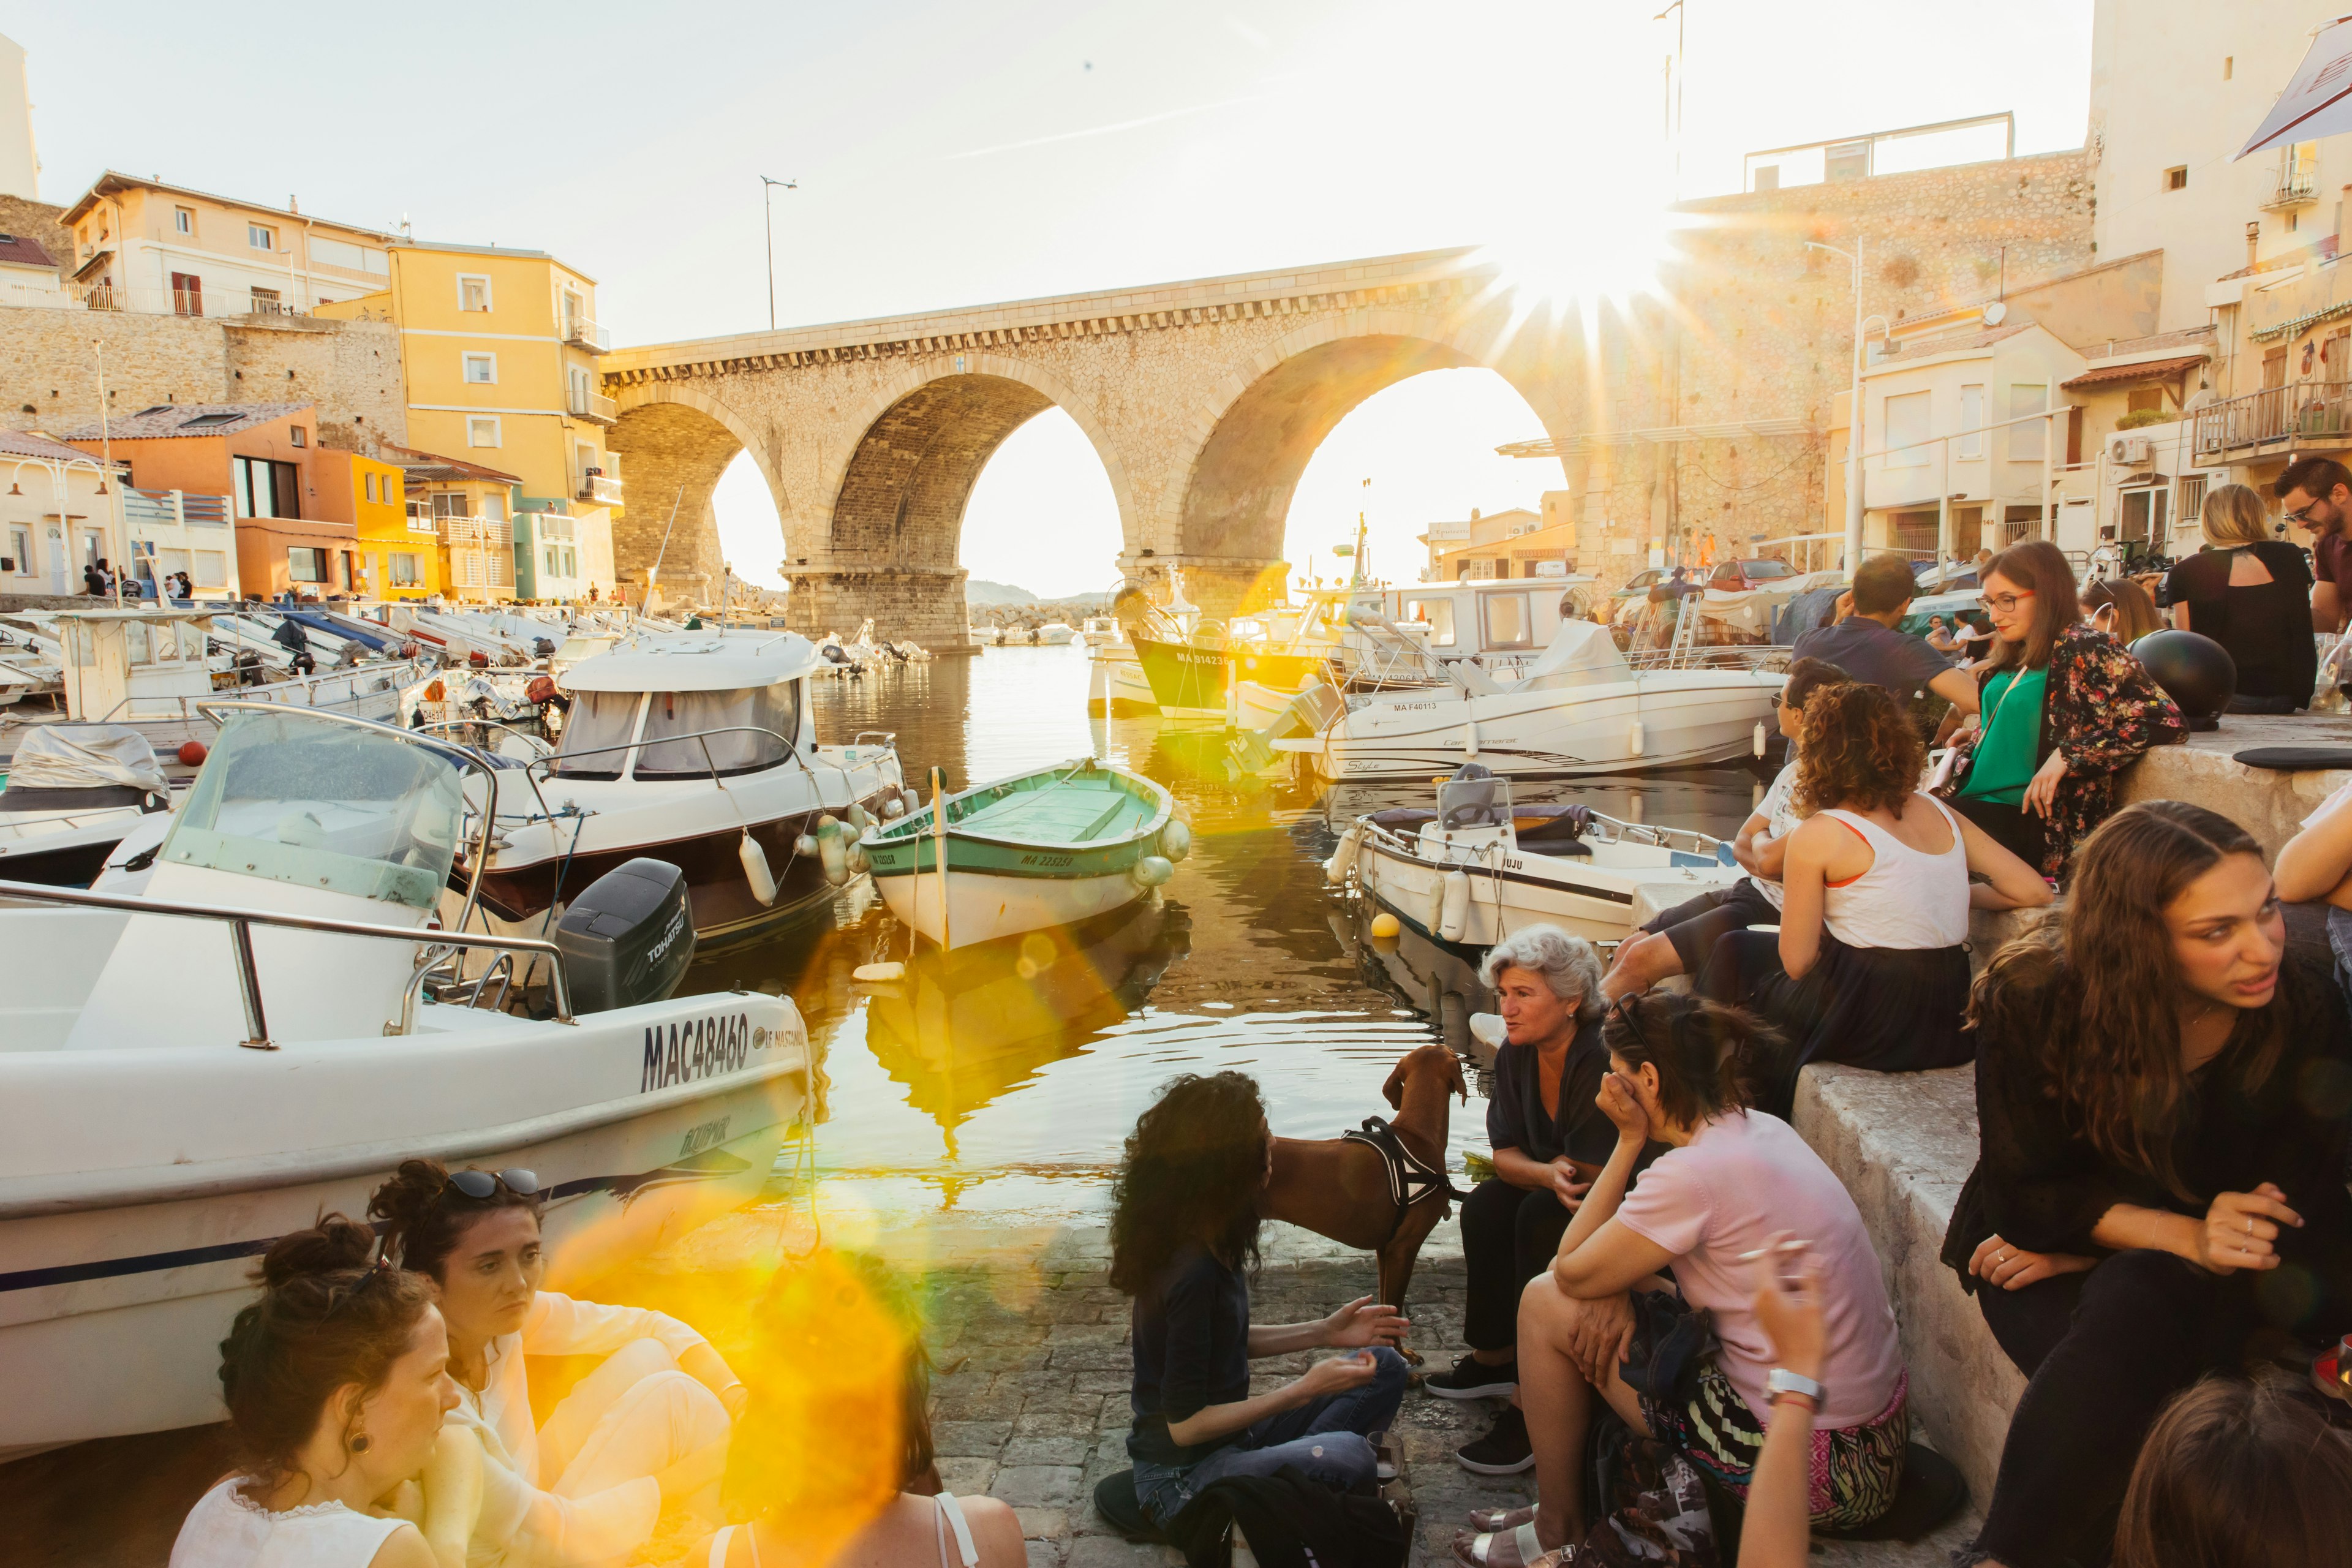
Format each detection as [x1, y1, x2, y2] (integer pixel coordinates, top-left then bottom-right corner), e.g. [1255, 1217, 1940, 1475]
[311, 447, 439, 600]
[59, 402, 361, 599]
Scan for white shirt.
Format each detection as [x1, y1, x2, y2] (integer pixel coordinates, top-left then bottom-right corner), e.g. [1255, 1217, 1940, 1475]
[452, 1291, 710, 1567]
[171, 1479, 404, 1568]
[1746, 760, 1803, 910]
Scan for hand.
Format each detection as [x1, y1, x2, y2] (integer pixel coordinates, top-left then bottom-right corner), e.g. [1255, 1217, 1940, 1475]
[1548, 1159, 1593, 1212]
[1968, 1232, 2098, 1291]
[2196, 1184, 2302, 1275]
[1749, 1234, 1825, 1382]
[2021, 751, 2068, 818]
[1597, 1070, 1651, 1144]
[1323, 1295, 1410, 1349]
[1833, 590, 1855, 623]
[1298, 1351, 1380, 1399]
[1562, 1291, 1636, 1385]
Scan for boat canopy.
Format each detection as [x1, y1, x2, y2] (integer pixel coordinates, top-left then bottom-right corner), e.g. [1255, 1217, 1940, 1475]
[1510, 619, 1632, 692]
[565, 630, 821, 693]
[6, 724, 166, 794]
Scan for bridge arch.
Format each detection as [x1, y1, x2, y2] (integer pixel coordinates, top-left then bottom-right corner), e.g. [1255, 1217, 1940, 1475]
[606, 382, 786, 600]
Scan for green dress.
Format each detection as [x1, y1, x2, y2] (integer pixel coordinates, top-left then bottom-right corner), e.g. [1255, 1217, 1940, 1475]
[1959, 666, 2048, 806]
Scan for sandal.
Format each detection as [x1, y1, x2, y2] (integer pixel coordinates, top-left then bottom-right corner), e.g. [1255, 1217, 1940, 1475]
[1452, 1521, 1570, 1566]
[1466, 1506, 1536, 1532]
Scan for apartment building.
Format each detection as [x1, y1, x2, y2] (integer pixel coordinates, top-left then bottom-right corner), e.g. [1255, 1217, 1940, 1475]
[58, 173, 396, 318]
[315, 243, 616, 603]
[382, 446, 521, 604]
[311, 447, 439, 600]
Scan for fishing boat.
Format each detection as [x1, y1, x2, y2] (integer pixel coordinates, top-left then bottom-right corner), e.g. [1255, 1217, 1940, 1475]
[861, 757, 1186, 949]
[1329, 766, 1743, 948]
[0, 703, 816, 1456]
[0, 724, 174, 887]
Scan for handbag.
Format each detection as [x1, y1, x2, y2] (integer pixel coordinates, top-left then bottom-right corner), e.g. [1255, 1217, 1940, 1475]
[1617, 1287, 1720, 1408]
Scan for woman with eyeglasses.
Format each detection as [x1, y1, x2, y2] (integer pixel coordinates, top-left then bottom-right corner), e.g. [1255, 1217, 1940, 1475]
[366, 1159, 743, 1567]
[1939, 801, 2352, 1568]
[171, 1216, 456, 1568]
[1697, 680, 2049, 1116]
[1451, 993, 1907, 1567]
[1936, 540, 2185, 879]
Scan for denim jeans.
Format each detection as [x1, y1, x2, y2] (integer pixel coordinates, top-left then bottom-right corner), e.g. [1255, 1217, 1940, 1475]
[1131, 1347, 1409, 1528]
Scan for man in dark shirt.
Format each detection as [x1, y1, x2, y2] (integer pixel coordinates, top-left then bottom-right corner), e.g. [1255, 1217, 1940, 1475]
[2278, 455, 2352, 635]
[1792, 553, 1980, 717]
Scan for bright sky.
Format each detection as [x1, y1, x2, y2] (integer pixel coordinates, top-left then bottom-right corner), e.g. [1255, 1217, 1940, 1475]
[11, 0, 2095, 598]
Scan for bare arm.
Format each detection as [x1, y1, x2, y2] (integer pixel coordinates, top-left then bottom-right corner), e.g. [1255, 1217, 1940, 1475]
[1727, 810, 1773, 875]
[1954, 810, 2052, 911]
[421, 1427, 483, 1568]
[1550, 1080, 1675, 1298]
[677, 1342, 749, 1419]
[2276, 791, 2352, 907]
[1739, 1245, 1826, 1568]
[1776, 818, 1837, 980]
[1928, 665, 1980, 715]
[2172, 601, 2192, 634]
[2091, 1184, 2303, 1274]
[1164, 1353, 1383, 1449]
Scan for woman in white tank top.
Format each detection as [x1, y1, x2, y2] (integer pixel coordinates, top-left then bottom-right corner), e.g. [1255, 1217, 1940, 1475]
[1698, 683, 2050, 1112]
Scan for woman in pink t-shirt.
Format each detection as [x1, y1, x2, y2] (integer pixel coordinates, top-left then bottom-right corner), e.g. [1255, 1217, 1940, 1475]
[1450, 992, 1906, 1567]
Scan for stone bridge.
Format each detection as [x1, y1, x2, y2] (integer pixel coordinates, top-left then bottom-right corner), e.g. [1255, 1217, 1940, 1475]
[600, 247, 1607, 647]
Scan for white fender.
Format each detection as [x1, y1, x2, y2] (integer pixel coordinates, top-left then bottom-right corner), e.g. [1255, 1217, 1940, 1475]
[816, 816, 849, 886]
[1133, 854, 1174, 889]
[739, 833, 778, 906]
[1438, 868, 1471, 943]
[1753, 719, 1767, 758]
[1427, 870, 1447, 935]
[1629, 717, 1646, 758]
[1323, 822, 1363, 886]
[1162, 818, 1194, 863]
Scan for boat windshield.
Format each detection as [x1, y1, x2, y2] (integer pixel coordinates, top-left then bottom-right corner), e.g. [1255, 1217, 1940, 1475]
[1438, 773, 1512, 831]
[551, 692, 643, 779]
[635, 682, 797, 778]
[158, 710, 464, 910]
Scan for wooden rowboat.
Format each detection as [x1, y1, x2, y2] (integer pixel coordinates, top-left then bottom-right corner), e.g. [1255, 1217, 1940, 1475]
[860, 758, 1186, 949]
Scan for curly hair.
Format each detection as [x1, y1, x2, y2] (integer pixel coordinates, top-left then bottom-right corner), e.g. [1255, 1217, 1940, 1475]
[1793, 680, 1924, 816]
[1107, 1072, 1268, 1296]
[368, 1158, 544, 1282]
[1968, 801, 2286, 1197]
[217, 1215, 436, 1501]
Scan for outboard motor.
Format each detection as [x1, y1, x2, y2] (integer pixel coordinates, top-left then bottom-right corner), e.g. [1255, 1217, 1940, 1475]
[554, 858, 696, 1013]
[532, 636, 556, 658]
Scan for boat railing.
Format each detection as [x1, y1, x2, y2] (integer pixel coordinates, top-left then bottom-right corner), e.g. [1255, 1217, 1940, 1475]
[0, 877, 571, 1049]
[532, 723, 798, 786]
[1355, 803, 1725, 862]
[850, 730, 899, 749]
[93, 660, 421, 725]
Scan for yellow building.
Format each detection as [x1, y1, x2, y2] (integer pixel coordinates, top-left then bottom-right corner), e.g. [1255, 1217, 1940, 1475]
[316, 243, 616, 602]
[311, 448, 439, 600]
[383, 447, 521, 603]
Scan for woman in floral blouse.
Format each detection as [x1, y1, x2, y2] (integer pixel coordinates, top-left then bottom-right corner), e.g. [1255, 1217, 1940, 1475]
[1936, 541, 2185, 881]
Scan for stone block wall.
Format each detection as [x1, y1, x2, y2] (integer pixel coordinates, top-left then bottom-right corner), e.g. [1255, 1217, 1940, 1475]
[785, 567, 975, 653]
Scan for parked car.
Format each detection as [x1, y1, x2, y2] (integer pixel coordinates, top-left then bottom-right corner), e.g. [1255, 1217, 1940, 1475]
[1605, 568, 1667, 620]
[1706, 557, 1801, 592]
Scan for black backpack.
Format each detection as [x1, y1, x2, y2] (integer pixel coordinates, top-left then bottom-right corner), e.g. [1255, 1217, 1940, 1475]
[1169, 1464, 1410, 1568]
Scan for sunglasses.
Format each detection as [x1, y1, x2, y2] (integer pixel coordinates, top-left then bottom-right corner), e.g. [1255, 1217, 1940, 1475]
[322, 1256, 398, 1319]
[441, 1167, 541, 1202]
[1605, 992, 1652, 1050]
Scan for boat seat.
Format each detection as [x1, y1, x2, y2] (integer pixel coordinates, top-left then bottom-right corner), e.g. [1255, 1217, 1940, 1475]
[1072, 796, 1144, 842]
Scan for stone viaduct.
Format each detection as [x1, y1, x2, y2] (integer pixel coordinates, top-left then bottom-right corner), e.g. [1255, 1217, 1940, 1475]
[599, 247, 1621, 648]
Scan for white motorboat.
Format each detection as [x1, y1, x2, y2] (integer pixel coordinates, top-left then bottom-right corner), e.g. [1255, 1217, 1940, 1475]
[1270, 615, 1781, 782]
[1329, 766, 1742, 948]
[0, 724, 174, 887]
[464, 627, 908, 947]
[0, 703, 816, 1455]
[1037, 621, 1078, 646]
[1079, 616, 1121, 649]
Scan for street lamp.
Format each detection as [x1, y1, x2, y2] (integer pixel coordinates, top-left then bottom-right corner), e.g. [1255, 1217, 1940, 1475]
[761, 176, 797, 332]
[1804, 239, 1891, 573]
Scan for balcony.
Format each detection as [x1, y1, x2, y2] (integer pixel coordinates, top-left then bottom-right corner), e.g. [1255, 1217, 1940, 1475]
[2262, 167, 2321, 211]
[434, 516, 514, 549]
[563, 315, 612, 353]
[2192, 380, 2352, 457]
[567, 386, 619, 424]
[577, 473, 623, 505]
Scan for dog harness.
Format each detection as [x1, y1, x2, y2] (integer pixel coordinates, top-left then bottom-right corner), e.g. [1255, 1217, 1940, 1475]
[1341, 1115, 1464, 1220]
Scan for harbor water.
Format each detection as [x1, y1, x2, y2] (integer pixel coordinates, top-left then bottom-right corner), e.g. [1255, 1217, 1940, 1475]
[706, 641, 1765, 1237]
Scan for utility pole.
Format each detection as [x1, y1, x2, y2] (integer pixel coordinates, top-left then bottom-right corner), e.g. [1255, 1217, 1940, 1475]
[761, 176, 797, 332]
[93, 339, 123, 609]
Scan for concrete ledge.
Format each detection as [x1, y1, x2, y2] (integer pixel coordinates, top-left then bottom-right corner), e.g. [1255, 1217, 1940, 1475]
[1794, 1063, 2020, 1507]
[2120, 715, 2352, 859]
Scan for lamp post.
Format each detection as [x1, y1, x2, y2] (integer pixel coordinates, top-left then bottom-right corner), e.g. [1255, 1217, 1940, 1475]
[1804, 240, 1892, 573]
[92, 339, 124, 609]
[761, 175, 797, 332]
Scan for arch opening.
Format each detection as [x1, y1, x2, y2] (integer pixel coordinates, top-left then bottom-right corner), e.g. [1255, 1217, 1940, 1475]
[960, 408, 1125, 606]
[606, 394, 763, 608]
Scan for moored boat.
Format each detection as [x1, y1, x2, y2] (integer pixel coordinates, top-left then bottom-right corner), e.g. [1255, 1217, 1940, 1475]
[861, 757, 1186, 949]
[0, 724, 174, 888]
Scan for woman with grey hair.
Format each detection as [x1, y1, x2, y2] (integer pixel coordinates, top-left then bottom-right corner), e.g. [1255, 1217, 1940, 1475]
[1425, 924, 1638, 1478]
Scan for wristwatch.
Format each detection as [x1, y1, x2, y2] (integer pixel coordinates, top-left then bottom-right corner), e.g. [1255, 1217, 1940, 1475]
[1765, 1368, 1825, 1406]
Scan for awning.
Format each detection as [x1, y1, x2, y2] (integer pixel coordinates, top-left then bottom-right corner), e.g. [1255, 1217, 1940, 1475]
[2239, 17, 2352, 157]
[71, 249, 113, 283]
[2060, 354, 2207, 390]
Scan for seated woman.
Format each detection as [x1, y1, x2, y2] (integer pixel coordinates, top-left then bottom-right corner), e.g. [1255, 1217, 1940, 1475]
[368, 1160, 743, 1567]
[1936, 540, 2185, 878]
[1115, 1071, 1412, 1531]
[702, 1248, 1025, 1568]
[2115, 1374, 2352, 1568]
[1700, 680, 2050, 1114]
[170, 1217, 454, 1568]
[1940, 801, 2352, 1568]
[1604, 658, 1850, 1001]
[2159, 483, 2315, 715]
[2079, 576, 2163, 646]
[1422, 926, 1628, 1477]
[1453, 993, 1908, 1566]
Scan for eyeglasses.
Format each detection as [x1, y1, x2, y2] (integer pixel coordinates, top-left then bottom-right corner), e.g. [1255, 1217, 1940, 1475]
[1606, 992, 1651, 1050]
[1983, 591, 2036, 614]
[440, 1167, 541, 1202]
[322, 1256, 397, 1319]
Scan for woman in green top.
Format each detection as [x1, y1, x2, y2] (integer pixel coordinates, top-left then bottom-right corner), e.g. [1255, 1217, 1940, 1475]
[1937, 541, 2186, 880]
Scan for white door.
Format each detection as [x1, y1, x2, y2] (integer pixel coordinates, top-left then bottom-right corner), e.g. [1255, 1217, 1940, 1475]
[46, 525, 64, 593]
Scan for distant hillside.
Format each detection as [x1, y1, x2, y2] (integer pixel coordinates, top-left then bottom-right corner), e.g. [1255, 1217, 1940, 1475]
[965, 579, 1038, 605]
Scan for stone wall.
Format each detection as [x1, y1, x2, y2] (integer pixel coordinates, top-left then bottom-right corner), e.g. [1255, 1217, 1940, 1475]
[0, 304, 405, 449]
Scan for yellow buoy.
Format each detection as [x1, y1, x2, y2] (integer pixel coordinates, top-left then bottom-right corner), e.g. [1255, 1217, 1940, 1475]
[1369, 910, 1401, 940]
[852, 962, 905, 983]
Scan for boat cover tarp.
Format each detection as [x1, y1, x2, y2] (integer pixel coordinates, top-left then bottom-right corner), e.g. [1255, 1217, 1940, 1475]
[286, 611, 400, 651]
[7, 723, 167, 793]
[1512, 620, 1632, 691]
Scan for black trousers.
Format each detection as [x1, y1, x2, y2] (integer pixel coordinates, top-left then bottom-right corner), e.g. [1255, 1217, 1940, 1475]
[1460, 1177, 1574, 1355]
[1947, 792, 2045, 872]
[1972, 1248, 2310, 1568]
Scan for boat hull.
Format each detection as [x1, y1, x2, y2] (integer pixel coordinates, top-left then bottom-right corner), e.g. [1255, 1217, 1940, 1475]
[873, 862, 1152, 949]
[1355, 833, 1741, 949]
[477, 809, 843, 946]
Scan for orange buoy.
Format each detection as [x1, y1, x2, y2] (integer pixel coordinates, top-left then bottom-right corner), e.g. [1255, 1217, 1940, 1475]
[177, 741, 209, 767]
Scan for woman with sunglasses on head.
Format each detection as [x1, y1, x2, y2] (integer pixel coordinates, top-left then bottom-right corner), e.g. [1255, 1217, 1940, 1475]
[1452, 993, 1907, 1567]
[367, 1159, 742, 1567]
[1940, 802, 2352, 1568]
[1698, 680, 2049, 1115]
[1935, 540, 2185, 879]
[171, 1217, 456, 1568]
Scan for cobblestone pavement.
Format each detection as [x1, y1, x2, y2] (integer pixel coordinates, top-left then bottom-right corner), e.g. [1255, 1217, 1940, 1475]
[631, 1208, 1975, 1568]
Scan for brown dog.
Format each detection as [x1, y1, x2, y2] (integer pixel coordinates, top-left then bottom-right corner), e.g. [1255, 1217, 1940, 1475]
[1261, 1042, 1468, 1344]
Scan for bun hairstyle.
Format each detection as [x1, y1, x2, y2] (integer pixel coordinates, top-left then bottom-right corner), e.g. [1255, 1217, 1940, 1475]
[217, 1215, 434, 1494]
[1600, 992, 1760, 1127]
[368, 1158, 543, 1281]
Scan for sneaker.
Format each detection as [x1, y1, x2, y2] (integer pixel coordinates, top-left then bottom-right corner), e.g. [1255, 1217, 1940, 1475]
[1421, 1352, 1518, 1400]
[1455, 1405, 1536, 1476]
